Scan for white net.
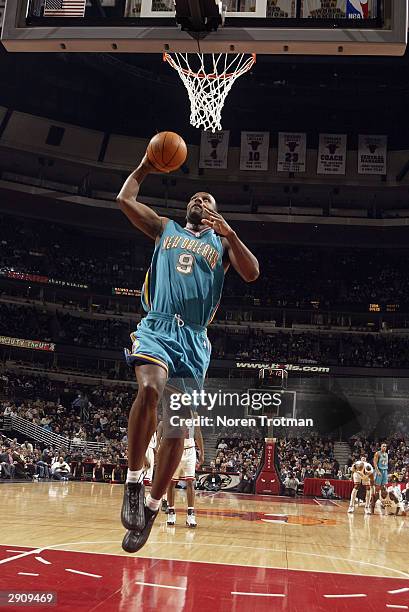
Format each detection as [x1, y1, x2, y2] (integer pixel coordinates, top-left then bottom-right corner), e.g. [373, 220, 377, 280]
[163, 52, 256, 132]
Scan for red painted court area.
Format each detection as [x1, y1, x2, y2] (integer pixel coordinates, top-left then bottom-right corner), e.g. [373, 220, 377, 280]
[0, 545, 408, 611]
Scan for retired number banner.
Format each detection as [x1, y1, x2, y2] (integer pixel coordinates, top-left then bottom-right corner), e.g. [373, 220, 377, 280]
[317, 134, 347, 175]
[240, 132, 270, 171]
[266, 0, 295, 18]
[277, 132, 306, 173]
[358, 135, 388, 175]
[199, 131, 230, 169]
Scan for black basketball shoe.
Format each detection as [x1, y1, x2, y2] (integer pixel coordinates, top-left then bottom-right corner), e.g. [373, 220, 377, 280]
[121, 482, 145, 531]
[122, 505, 159, 554]
[161, 498, 168, 513]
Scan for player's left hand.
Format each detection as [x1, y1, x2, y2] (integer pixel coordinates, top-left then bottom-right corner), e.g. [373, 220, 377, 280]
[201, 204, 233, 237]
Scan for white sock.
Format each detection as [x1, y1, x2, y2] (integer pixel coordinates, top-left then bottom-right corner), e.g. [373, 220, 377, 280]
[146, 494, 161, 512]
[350, 488, 357, 506]
[126, 469, 143, 484]
[365, 490, 371, 508]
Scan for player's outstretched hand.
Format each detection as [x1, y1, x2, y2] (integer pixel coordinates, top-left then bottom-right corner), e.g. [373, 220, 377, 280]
[138, 153, 156, 174]
[201, 204, 233, 237]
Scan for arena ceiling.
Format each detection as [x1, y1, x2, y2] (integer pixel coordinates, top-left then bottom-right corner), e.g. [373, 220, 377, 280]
[0, 46, 408, 147]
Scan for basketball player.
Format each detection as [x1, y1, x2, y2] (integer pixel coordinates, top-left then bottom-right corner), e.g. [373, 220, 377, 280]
[348, 457, 374, 514]
[155, 420, 169, 512]
[166, 416, 204, 528]
[143, 432, 156, 485]
[376, 485, 407, 516]
[117, 153, 259, 553]
[374, 443, 389, 491]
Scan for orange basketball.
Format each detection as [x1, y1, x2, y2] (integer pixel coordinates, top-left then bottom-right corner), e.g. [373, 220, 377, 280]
[146, 131, 187, 173]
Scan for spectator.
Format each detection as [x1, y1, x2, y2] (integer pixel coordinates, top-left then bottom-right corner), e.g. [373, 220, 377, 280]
[51, 457, 71, 481]
[0, 447, 16, 479]
[283, 473, 300, 497]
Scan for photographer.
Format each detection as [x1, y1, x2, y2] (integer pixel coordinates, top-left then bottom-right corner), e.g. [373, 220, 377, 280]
[321, 480, 335, 499]
[203, 468, 222, 492]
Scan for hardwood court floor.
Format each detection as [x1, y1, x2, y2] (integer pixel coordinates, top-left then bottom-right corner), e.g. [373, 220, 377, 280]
[0, 482, 408, 611]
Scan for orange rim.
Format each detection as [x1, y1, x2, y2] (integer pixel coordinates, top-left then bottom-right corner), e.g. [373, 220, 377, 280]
[163, 52, 256, 81]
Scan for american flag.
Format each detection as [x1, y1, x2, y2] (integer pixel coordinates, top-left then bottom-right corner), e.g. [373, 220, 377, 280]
[44, 0, 86, 17]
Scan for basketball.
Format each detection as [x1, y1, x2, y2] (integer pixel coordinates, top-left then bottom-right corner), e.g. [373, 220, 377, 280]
[146, 131, 187, 173]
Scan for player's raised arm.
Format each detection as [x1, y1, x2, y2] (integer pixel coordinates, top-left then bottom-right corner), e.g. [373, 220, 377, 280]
[201, 204, 259, 282]
[116, 155, 168, 240]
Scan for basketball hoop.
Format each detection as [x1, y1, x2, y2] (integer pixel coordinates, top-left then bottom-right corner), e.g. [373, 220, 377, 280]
[163, 52, 256, 132]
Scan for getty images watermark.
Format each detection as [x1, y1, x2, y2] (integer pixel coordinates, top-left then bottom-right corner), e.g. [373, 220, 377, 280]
[168, 389, 314, 429]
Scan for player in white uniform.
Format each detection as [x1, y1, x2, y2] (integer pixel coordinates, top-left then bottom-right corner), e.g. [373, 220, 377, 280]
[143, 432, 157, 485]
[376, 486, 407, 516]
[348, 457, 374, 514]
[166, 417, 204, 528]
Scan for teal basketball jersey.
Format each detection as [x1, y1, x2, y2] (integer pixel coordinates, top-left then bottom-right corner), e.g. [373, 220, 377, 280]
[141, 220, 225, 327]
[378, 451, 388, 470]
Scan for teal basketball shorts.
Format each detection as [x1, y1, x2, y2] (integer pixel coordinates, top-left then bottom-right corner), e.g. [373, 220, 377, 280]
[124, 311, 211, 390]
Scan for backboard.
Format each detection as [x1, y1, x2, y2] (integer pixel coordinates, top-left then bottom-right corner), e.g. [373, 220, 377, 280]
[1, 0, 407, 55]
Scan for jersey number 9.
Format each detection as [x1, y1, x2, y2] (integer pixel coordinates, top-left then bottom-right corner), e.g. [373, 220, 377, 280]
[177, 253, 194, 275]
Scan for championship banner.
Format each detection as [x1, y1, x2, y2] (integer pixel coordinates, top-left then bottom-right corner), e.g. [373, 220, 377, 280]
[240, 132, 269, 171]
[317, 133, 347, 175]
[277, 132, 306, 173]
[266, 0, 295, 18]
[199, 131, 230, 169]
[358, 134, 388, 175]
[0, 336, 56, 352]
[302, 0, 345, 18]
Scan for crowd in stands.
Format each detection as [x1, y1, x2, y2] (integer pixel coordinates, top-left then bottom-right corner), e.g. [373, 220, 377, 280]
[0, 371, 131, 466]
[276, 435, 409, 493]
[0, 302, 133, 350]
[3, 299, 409, 367]
[214, 432, 264, 492]
[4, 213, 409, 311]
[0, 214, 147, 289]
[0, 435, 126, 482]
[215, 328, 409, 367]
[277, 437, 339, 483]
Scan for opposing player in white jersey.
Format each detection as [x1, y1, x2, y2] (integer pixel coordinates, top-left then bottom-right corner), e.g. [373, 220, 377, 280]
[166, 416, 204, 528]
[143, 431, 157, 485]
[348, 457, 374, 514]
[376, 485, 407, 516]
